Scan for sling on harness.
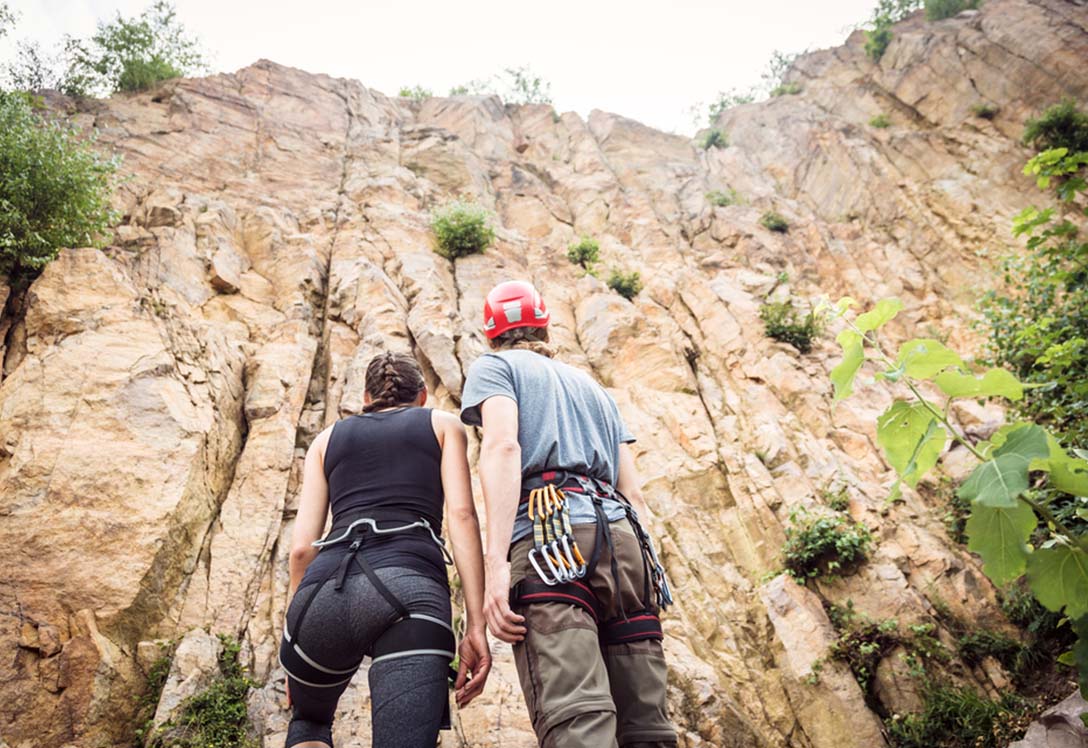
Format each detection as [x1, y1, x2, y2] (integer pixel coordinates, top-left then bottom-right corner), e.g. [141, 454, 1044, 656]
[510, 471, 673, 646]
[279, 507, 458, 728]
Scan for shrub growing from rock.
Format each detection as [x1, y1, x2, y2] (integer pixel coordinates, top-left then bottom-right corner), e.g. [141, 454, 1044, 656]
[0, 91, 118, 281]
[760, 299, 824, 352]
[698, 128, 727, 150]
[397, 85, 432, 102]
[869, 113, 891, 128]
[706, 189, 740, 207]
[567, 236, 599, 269]
[607, 269, 642, 300]
[925, 0, 981, 21]
[885, 684, 1032, 748]
[771, 82, 802, 97]
[148, 635, 255, 748]
[430, 201, 495, 259]
[969, 102, 999, 119]
[759, 211, 789, 233]
[781, 509, 872, 582]
[1022, 98, 1088, 153]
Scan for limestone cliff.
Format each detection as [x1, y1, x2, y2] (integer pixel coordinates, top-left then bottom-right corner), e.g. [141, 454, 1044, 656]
[1, 1, 1086, 746]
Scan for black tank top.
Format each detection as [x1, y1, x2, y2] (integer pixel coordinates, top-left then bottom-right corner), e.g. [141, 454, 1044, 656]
[300, 407, 448, 589]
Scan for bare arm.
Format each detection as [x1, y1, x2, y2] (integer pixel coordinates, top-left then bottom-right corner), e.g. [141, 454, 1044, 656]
[288, 427, 332, 599]
[616, 442, 652, 521]
[435, 411, 492, 705]
[478, 395, 527, 642]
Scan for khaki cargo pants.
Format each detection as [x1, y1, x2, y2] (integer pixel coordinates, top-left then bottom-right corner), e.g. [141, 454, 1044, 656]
[509, 519, 677, 748]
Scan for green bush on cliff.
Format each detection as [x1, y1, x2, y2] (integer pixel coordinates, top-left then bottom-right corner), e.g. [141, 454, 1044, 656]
[781, 509, 873, 582]
[869, 113, 891, 128]
[607, 269, 643, 300]
[0, 91, 118, 282]
[64, 1, 206, 96]
[698, 128, 727, 150]
[925, 0, 982, 21]
[886, 684, 1032, 748]
[864, 0, 922, 61]
[1022, 98, 1088, 153]
[567, 236, 599, 269]
[397, 85, 432, 102]
[148, 635, 256, 748]
[759, 211, 790, 233]
[430, 200, 495, 259]
[760, 299, 824, 353]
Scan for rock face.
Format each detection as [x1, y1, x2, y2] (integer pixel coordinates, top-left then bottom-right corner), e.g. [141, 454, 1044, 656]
[0, 2, 1085, 746]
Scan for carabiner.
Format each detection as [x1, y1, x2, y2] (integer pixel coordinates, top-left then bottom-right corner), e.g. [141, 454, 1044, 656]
[529, 548, 559, 586]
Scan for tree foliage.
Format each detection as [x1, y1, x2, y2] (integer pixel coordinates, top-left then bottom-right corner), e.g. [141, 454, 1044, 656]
[567, 236, 599, 269]
[0, 91, 118, 281]
[607, 269, 642, 300]
[1022, 99, 1088, 154]
[827, 288, 1088, 700]
[865, 0, 922, 60]
[64, 1, 206, 96]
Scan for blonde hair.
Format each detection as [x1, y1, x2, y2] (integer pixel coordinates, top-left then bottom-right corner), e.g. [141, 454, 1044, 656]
[489, 326, 555, 358]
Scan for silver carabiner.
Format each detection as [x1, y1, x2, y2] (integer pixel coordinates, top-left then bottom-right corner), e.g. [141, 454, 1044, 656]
[559, 536, 586, 578]
[543, 542, 569, 582]
[529, 548, 559, 586]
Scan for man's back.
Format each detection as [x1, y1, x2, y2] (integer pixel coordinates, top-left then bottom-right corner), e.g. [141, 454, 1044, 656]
[461, 349, 634, 485]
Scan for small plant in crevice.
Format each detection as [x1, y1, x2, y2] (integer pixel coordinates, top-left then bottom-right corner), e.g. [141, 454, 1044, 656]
[147, 635, 256, 748]
[759, 299, 825, 353]
[885, 683, 1032, 748]
[957, 629, 1025, 672]
[607, 269, 643, 301]
[781, 508, 873, 583]
[397, 85, 432, 102]
[829, 617, 902, 692]
[430, 200, 495, 260]
[566, 236, 599, 270]
[771, 81, 802, 97]
[759, 210, 789, 233]
[134, 641, 176, 745]
[925, 0, 982, 21]
[863, 0, 922, 62]
[698, 128, 727, 150]
[869, 113, 891, 128]
[970, 102, 999, 120]
[706, 188, 741, 207]
[823, 486, 851, 513]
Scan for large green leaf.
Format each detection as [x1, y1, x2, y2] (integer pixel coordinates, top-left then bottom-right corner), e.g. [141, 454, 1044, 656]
[876, 401, 946, 487]
[896, 339, 966, 380]
[965, 500, 1036, 586]
[1035, 435, 1088, 498]
[1026, 545, 1088, 619]
[958, 425, 1049, 508]
[856, 298, 902, 334]
[934, 368, 1024, 401]
[831, 329, 864, 401]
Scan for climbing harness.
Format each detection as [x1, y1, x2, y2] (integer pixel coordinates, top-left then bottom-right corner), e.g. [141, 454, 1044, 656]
[511, 470, 673, 646]
[279, 507, 458, 728]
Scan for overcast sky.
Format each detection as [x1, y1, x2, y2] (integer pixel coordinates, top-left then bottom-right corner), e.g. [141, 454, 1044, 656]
[5, 0, 876, 134]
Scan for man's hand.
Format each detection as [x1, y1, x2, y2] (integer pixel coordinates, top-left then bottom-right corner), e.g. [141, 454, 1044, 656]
[483, 560, 526, 643]
[454, 625, 492, 707]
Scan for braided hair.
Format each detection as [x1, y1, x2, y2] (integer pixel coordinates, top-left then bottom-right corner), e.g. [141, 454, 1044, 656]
[362, 351, 426, 413]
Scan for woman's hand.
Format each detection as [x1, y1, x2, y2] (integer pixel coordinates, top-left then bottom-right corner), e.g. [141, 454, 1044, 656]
[454, 625, 492, 707]
[483, 560, 526, 643]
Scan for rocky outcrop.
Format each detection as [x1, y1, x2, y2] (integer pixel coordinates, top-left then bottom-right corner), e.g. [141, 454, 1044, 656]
[0, 2, 1085, 746]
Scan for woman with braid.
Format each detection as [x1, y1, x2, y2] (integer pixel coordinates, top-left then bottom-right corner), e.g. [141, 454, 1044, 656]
[280, 351, 491, 748]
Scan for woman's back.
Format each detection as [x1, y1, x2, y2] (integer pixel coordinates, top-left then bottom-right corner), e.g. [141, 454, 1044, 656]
[301, 406, 448, 591]
[324, 406, 443, 528]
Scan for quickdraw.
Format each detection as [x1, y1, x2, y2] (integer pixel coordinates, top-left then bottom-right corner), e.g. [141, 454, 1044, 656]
[526, 484, 587, 585]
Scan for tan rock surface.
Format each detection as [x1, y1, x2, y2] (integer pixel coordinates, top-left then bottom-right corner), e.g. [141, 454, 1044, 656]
[1, 2, 1085, 746]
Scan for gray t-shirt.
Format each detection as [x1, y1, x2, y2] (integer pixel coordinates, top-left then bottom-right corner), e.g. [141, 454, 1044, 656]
[460, 350, 634, 541]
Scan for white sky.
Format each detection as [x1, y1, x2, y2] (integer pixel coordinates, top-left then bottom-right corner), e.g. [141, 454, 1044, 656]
[4, 0, 875, 134]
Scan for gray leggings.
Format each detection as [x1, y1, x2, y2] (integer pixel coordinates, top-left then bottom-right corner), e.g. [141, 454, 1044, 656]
[281, 567, 452, 748]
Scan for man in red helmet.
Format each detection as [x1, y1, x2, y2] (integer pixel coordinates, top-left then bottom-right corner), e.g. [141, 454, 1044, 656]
[461, 280, 676, 747]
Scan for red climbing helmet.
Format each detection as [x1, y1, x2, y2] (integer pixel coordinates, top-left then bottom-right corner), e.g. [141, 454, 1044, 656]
[483, 280, 550, 339]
